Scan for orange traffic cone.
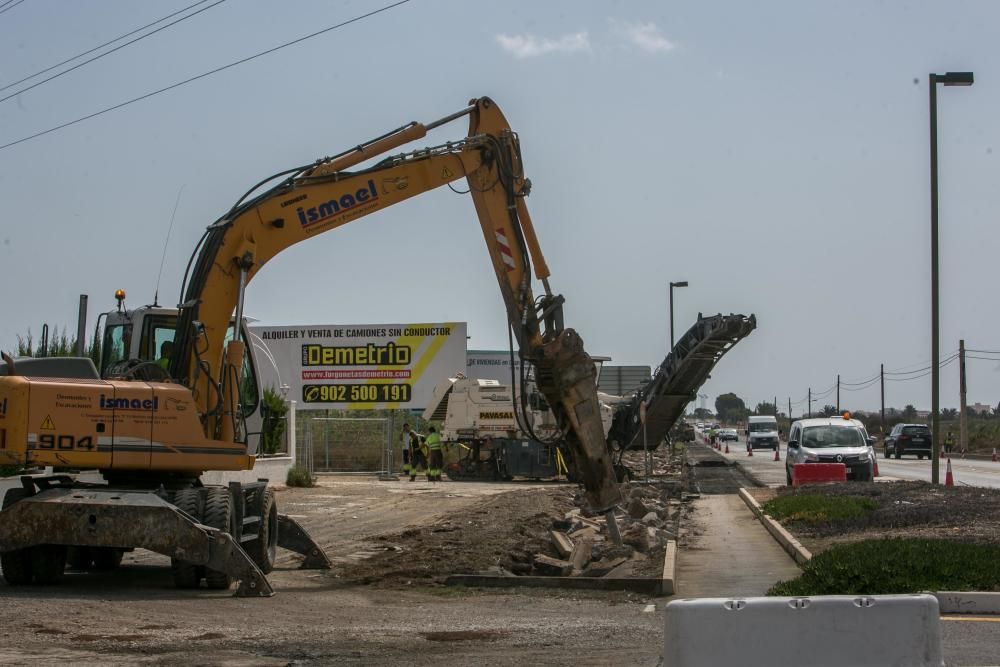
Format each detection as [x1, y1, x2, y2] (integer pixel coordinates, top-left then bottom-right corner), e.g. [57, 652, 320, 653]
[873, 457, 880, 477]
[747, 446, 753, 457]
[724, 443, 730, 454]
[992, 448, 997, 463]
[773, 447, 780, 462]
[945, 458, 954, 487]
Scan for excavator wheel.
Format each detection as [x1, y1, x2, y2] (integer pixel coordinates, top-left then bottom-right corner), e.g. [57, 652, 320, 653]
[203, 488, 234, 590]
[247, 488, 277, 574]
[92, 548, 125, 570]
[1, 488, 33, 585]
[32, 545, 67, 585]
[170, 488, 204, 589]
[67, 547, 93, 570]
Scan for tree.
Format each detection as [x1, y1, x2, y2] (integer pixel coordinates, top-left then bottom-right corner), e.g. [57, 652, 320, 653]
[941, 408, 958, 420]
[715, 393, 748, 424]
[693, 407, 713, 418]
[754, 401, 778, 416]
[902, 404, 917, 421]
[819, 404, 838, 417]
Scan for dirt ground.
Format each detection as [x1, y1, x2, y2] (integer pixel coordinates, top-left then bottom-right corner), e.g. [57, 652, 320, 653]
[0, 475, 665, 666]
[763, 481, 1000, 555]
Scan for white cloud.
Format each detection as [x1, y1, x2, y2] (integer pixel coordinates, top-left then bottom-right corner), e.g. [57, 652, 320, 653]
[495, 32, 590, 59]
[615, 21, 675, 54]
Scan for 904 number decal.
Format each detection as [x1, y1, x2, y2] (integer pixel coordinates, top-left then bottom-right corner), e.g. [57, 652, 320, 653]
[37, 434, 95, 451]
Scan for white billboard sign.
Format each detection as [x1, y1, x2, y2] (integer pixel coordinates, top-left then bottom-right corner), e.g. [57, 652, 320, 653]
[250, 322, 467, 410]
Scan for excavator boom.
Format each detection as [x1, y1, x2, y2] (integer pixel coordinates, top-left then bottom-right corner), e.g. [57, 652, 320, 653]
[170, 97, 619, 510]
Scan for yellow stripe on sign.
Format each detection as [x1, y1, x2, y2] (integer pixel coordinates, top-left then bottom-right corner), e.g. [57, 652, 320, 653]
[347, 323, 458, 410]
[941, 615, 1000, 623]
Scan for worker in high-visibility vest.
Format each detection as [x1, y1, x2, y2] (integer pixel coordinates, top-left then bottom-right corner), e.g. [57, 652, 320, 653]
[425, 426, 444, 482]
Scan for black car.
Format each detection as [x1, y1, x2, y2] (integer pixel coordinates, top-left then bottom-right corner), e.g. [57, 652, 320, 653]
[884, 423, 932, 459]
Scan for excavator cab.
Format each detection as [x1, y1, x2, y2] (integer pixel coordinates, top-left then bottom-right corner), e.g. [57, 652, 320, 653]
[97, 302, 264, 454]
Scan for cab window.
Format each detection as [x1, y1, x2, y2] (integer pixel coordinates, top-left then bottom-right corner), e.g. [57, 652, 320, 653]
[139, 315, 177, 363]
[101, 324, 132, 375]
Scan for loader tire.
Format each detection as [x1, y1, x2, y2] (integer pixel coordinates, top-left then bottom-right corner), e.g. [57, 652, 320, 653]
[203, 488, 234, 590]
[171, 488, 203, 589]
[248, 488, 277, 574]
[1, 489, 33, 586]
[32, 545, 66, 585]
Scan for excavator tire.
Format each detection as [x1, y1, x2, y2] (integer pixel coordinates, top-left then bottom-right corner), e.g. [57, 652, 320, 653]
[93, 548, 125, 570]
[67, 547, 94, 570]
[247, 488, 277, 574]
[1, 488, 33, 585]
[32, 545, 67, 585]
[171, 488, 203, 589]
[203, 488, 234, 590]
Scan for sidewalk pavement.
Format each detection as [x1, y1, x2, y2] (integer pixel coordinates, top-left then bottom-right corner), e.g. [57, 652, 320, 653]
[675, 494, 802, 597]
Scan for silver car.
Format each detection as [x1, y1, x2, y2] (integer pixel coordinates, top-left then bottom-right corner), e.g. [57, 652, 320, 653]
[785, 417, 876, 485]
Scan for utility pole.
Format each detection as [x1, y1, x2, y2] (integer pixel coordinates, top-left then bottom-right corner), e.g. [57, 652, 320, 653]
[788, 397, 792, 421]
[960, 339, 968, 454]
[774, 395, 777, 416]
[808, 388, 812, 418]
[836, 374, 840, 413]
[880, 363, 886, 439]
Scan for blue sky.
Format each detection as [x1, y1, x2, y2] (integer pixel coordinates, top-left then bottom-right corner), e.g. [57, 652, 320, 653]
[2, 0, 999, 413]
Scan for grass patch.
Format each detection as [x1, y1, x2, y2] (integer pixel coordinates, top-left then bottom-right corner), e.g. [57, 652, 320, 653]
[762, 494, 877, 523]
[769, 538, 1000, 596]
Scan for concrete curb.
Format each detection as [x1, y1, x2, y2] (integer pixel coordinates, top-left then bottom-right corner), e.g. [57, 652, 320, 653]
[932, 591, 1000, 615]
[661, 540, 676, 595]
[737, 487, 812, 565]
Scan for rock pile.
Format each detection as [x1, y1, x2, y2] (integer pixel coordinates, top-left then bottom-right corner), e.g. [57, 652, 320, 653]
[502, 481, 682, 580]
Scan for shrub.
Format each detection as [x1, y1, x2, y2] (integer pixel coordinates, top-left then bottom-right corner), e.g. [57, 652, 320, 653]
[286, 466, 315, 488]
[768, 538, 1000, 596]
[260, 388, 289, 455]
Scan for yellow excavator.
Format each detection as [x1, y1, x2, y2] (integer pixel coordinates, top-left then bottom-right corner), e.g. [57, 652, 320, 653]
[0, 97, 621, 596]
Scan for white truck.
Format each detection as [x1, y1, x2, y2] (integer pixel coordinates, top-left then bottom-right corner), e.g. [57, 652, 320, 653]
[746, 415, 780, 451]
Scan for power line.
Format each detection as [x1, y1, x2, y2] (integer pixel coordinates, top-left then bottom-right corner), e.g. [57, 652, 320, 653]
[0, 0, 413, 152]
[0, 0, 19, 10]
[0, 0, 215, 95]
[1, 0, 226, 105]
[0, 0, 26, 16]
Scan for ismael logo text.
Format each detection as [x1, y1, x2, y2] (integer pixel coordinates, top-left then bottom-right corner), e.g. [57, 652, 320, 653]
[99, 395, 159, 410]
[297, 180, 378, 229]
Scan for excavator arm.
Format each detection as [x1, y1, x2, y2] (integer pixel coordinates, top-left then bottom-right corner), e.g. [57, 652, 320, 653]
[171, 97, 620, 511]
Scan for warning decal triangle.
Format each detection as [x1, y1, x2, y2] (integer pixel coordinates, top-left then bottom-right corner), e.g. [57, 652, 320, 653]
[40, 415, 55, 430]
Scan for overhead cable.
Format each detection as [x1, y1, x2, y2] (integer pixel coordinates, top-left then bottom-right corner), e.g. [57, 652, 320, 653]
[0, 0, 26, 16]
[0, 0, 218, 97]
[0, 0, 412, 152]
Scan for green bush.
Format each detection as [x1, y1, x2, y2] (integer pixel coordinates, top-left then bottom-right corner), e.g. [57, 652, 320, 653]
[762, 494, 877, 523]
[0, 465, 24, 478]
[286, 466, 315, 488]
[769, 538, 1000, 596]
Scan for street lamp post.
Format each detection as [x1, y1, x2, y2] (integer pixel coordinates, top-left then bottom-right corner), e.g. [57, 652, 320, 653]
[669, 281, 689, 350]
[929, 71, 973, 485]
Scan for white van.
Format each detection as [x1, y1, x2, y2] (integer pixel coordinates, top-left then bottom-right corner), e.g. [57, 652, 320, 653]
[746, 415, 779, 450]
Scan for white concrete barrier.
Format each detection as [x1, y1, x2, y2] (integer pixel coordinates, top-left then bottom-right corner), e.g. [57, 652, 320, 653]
[200, 455, 293, 487]
[663, 594, 943, 667]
